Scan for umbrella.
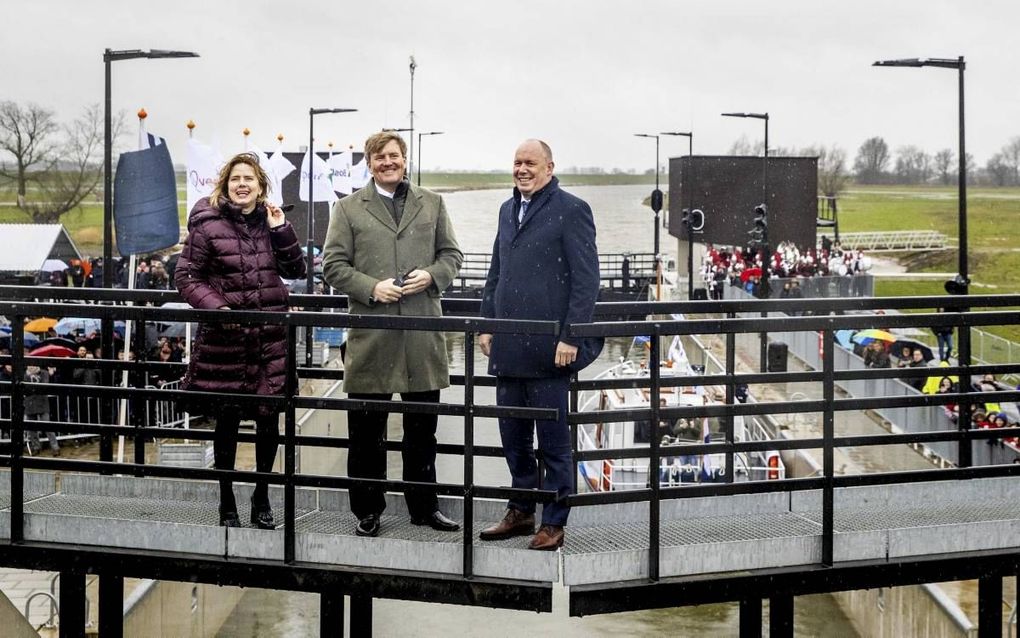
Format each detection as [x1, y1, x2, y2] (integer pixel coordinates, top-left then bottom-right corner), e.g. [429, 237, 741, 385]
[41, 258, 69, 272]
[28, 344, 75, 358]
[851, 329, 897, 346]
[35, 337, 79, 350]
[739, 267, 763, 283]
[54, 317, 102, 336]
[0, 332, 40, 350]
[24, 317, 58, 334]
[834, 330, 854, 349]
[891, 339, 935, 362]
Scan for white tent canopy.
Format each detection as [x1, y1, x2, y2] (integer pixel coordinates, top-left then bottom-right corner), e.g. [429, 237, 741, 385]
[0, 224, 83, 272]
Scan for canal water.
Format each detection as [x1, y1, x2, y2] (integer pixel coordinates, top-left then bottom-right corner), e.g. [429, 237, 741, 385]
[216, 184, 861, 636]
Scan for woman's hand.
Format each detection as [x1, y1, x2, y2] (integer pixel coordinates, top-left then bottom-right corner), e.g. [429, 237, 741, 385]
[266, 203, 286, 228]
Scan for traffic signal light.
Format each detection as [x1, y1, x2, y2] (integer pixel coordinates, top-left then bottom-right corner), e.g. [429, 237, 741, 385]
[748, 203, 767, 245]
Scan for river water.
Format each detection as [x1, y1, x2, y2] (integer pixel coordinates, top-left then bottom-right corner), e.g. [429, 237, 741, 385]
[217, 184, 859, 637]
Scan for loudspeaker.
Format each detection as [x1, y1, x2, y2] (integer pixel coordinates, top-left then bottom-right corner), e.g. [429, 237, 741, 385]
[767, 342, 788, 373]
[692, 288, 708, 301]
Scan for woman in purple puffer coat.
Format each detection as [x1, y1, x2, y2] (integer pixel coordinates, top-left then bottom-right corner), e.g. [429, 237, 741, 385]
[175, 152, 306, 529]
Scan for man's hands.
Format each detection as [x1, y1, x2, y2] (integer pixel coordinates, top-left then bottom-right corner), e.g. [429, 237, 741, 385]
[373, 269, 433, 304]
[555, 341, 578, 368]
[479, 335, 577, 367]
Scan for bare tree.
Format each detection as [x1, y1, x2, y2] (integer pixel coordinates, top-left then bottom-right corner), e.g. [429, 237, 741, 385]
[933, 148, 955, 185]
[0, 101, 59, 207]
[0, 102, 117, 224]
[986, 153, 1012, 187]
[999, 136, 1020, 186]
[853, 137, 889, 183]
[894, 145, 932, 185]
[802, 144, 849, 197]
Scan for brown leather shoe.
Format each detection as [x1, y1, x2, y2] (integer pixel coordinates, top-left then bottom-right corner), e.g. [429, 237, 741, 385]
[479, 509, 535, 541]
[528, 524, 564, 551]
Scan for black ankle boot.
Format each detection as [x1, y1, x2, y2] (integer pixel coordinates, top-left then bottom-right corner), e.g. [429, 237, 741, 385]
[220, 511, 240, 527]
[250, 497, 275, 530]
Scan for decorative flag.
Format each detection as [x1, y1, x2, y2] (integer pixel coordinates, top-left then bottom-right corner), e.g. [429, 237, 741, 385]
[350, 155, 371, 189]
[299, 151, 338, 204]
[186, 138, 223, 212]
[251, 143, 296, 207]
[667, 335, 691, 373]
[328, 150, 353, 195]
[114, 132, 180, 256]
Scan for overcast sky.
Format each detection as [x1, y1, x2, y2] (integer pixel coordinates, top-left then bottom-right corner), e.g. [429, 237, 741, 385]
[4, 0, 1018, 173]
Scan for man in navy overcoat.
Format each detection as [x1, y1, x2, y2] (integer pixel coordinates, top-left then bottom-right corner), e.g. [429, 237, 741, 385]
[478, 139, 600, 550]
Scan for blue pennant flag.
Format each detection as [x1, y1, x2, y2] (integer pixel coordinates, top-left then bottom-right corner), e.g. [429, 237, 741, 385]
[114, 134, 180, 256]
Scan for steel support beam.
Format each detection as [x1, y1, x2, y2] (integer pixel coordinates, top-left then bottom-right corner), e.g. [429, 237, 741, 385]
[350, 594, 372, 638]
[739, 598, 761, 637]
[98, 574, 124, 638]
[320, 591, 344, 638]
[58, 570, 86, 638]
[978, 576, 1002, 638]
[769, 595, 793, 638]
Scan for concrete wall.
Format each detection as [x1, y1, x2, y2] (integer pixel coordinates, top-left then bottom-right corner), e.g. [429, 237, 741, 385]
[123, 580, 245, 638]
[0, 588, 40, 638]
[835, 585, 974, 638]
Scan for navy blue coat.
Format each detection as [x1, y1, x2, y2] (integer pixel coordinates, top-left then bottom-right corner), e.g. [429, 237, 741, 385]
[481, 177, 600, 378]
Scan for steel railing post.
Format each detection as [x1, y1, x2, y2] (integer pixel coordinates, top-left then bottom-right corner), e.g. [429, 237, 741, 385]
[822, 328, 835, 567]
[284, 323, 298, 564]
[648, 330, 661, 582]
[462, 331, 475, 578]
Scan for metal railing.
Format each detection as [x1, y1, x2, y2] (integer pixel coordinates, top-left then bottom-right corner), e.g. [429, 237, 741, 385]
[2, 286, 1020, 590]
[817, 230, 949, 252]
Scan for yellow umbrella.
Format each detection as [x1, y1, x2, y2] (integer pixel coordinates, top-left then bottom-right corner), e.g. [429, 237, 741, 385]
[23, 317, 58, 334]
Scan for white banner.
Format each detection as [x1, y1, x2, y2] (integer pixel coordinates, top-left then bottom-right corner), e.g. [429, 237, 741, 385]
[299, 151, 339, 204]
[328, 151, 353, 196]
[186, 138, 223, 213]
[350, 154, 371, 189]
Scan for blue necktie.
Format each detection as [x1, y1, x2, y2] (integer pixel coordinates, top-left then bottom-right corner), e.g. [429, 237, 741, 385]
[518, 200, 529, 224]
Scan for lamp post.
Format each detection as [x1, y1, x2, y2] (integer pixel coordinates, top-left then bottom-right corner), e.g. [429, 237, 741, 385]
[417, 131, 444, 186]
[722, 111, 770, 373]
[721, 112, 770, 293]
[662, 131, 694, 298]
[633, 133, 662, 257]
[308, 107, 357, 366]
[873, 57, 967, 295]
[102, 48, 197, 462]
[408, 56, 417, 184]
[635, 133, 664, 299]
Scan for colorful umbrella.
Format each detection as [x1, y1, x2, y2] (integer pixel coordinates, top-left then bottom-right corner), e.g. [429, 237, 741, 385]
[28, 344, 75, 358]
[834, 330, 855, 349]
[54, 317, 102, 336]
[851, 329, 897, 346]
[24, 317, 58, 334]
[0, 332, 40, 350]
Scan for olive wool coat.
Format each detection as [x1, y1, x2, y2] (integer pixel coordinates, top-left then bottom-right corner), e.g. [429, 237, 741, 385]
[175, 197, 306, 416]
[322, 180, 462, 394]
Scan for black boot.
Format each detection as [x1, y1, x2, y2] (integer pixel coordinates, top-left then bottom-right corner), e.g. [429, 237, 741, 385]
[250, 495, 275, 530]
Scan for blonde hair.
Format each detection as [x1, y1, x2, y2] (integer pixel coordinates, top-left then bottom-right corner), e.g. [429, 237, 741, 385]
[364, 131, 407, 159]
[208, 153, 271, 207]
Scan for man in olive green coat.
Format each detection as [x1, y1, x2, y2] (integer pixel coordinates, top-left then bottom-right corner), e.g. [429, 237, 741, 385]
[322, 130, 463, 538]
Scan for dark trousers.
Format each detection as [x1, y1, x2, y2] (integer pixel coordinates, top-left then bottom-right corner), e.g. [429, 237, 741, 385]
[496, 376, 572, 526]
[347, 390, 440, 520]
[214, 413, 279, 514]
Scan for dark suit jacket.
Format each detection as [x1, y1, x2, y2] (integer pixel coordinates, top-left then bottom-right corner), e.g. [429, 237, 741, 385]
[481, 177, 600, 378]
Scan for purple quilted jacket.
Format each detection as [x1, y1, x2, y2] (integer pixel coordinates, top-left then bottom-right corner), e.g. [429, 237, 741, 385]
[175, 197, 306, 416]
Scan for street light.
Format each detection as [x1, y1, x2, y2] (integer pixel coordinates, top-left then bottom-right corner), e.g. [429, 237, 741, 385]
[873, 57, 968, 295]
[662, 131, 694, 298]
[307, 107, 357, 366]
[408, 56, 417, 183]
[633, 133, 662, 257]
[634, 133, 664, 299]
[102, 47, 197, 462]
[721, 111, 770, 296]
[417, 131, 444, 186]
[722, 111, 770, 374]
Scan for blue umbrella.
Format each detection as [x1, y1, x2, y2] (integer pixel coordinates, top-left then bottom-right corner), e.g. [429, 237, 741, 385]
[54, 317, 102, 336]
[834, 330, 854, 349]
[0, 332, 40, 349]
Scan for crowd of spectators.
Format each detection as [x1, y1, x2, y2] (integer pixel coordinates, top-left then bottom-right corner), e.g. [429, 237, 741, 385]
[700, 240, 871, 300]
[40, 254, 177, 290]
